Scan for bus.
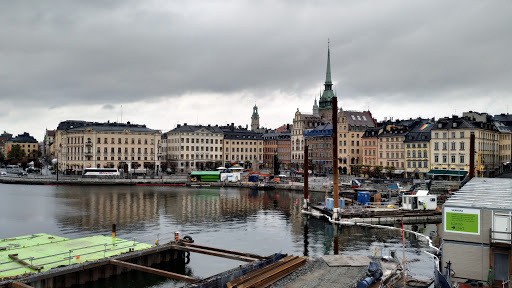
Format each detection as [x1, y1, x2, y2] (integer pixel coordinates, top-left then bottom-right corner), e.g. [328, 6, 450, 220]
[82, 168, 120, 177]
[6, 165, 20, 174]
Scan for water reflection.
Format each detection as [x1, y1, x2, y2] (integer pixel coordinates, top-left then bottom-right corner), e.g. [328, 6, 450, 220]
[0, 184, 437, 287]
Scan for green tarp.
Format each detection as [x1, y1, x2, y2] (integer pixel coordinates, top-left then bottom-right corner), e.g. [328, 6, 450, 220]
[427, 169, 467, 177]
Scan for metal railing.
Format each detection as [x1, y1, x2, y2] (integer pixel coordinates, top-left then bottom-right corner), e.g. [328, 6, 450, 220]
[490, 229, 512, 245]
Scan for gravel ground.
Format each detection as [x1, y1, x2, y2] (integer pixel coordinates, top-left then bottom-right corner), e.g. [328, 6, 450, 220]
[271, 257, 367, 288]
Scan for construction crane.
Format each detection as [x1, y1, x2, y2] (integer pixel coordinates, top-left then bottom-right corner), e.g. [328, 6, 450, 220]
[476, 152, 483, 177]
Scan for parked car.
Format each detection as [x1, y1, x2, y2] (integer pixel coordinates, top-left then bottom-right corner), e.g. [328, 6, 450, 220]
[0, 171, 7, 176]
[18, 171, 28, 176]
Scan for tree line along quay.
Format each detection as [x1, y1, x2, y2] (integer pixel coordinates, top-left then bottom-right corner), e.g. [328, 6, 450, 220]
[1, 45, 511, 178]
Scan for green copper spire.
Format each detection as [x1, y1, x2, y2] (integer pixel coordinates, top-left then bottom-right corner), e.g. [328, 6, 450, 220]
[252, 104, 259, 118]
[319, 40, 335, 109]
[325, 39, 332, 85]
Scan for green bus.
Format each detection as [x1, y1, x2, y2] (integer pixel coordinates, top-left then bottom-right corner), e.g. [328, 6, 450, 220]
[189, 171, 220, 182]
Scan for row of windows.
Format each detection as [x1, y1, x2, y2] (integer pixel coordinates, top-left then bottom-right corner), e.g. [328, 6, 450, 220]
[380, 152, 405, 159]
[433, 142, 465, 151]
[407, 150, 428, 158]
[433, 154, 465, 164]
[182, 138, 221, 144]
[406, 143, 428, 148]
[264, 147, 291, 153]
[85, 147, 155, 154]
[406, 161, 429, 168]
[225, 155, 262, 161]
[82, 137, 154, 145]
[434, 132, 465, 139]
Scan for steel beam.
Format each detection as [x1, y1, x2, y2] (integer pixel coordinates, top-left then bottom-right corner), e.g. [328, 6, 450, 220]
[109, 260, 198, 283]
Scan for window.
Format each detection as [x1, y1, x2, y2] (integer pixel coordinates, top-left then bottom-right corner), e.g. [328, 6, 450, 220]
[434, 133, 438, 139]
[434, 142, 439, 150]
[460, 155, 465, 163]
[442, 155, 447, 163]
[460, 142, 465, 150]
[451, 142, 456, 150]
[460, 132, 465, 138]
[434, 155, 439, 163]
[451, 155, 456, 163]
[443, 132, 447, 138]
[424, 150, 428, 158]
[442, 142, 447, 150]
[104, 138, 108, 144]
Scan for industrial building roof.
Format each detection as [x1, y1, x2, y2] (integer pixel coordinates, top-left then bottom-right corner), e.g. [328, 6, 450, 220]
[444, 178, 512, 211]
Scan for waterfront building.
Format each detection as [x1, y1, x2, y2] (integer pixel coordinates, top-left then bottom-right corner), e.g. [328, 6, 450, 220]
[0, 131, 12, 158]
[430, 115, 499, 177]
[291, 110, 324, 170]
[404, 119, 434, 179]
[5, 132, 39, 160]
[337, 110, 376, 174]
[377, 119, 417, 175]
[441, 178, 512, 285]
[495, 121, 512, 174]
[304, 122, 333, 174]
[262, 129, 291, 170]
[43, 129, 55, 160]
[221, 124, 263, 168]
[54, 120, 161, 174]
[361, 127, 381, 169]
[163, 123, 223, 173]
[251, 104, 260, 131]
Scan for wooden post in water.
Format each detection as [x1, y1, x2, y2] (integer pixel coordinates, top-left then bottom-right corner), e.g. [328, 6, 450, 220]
[331, 97, 339, 220]
[469, 132, 475, 180]
[303, 144, 309, 211]
[112, 224, 116, 238]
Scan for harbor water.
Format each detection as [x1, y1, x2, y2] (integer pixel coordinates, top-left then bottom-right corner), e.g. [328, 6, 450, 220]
[0, 184, 439, 287]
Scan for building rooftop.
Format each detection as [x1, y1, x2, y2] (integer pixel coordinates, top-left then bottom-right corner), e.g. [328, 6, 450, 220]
[221, 124, 263, 140]
[8, 132, 38, 143]
[404, 119, 434, 142]
[444, 178, 512, 211]
[58, 120, 159, 133]
[168, 123, 223, 134]
[303, 122, 333, 138]
[343, 111, 376, 128]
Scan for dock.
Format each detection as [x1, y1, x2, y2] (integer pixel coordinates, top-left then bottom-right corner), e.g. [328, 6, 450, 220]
[311, 205, 442, 225]
[0, 232, 302, 288]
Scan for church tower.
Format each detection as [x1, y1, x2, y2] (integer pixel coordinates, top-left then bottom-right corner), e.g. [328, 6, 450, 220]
[251, 104, 260, 131]
[313, 97, 319, 117]
[318, 41, 336, 121]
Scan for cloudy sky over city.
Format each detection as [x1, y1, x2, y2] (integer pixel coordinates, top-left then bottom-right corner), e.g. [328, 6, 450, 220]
[1, 1, 511, 140]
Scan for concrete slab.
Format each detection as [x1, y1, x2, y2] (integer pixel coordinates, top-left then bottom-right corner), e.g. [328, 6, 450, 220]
[321, 254, 371, 267]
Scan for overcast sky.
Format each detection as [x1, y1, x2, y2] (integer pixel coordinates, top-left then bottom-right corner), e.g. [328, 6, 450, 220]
[1, 1, 511, 141]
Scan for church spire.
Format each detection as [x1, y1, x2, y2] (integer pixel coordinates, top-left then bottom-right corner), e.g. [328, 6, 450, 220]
[324, 39, 333, 90]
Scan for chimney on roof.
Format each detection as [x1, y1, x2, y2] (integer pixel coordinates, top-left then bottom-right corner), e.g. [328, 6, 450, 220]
[287, 124, 290, 130]
[177, 124, 181, 128]
[184, 123, 187, 126]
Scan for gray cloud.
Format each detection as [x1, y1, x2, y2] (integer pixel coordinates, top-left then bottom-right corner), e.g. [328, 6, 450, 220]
[0, 0, 511, 140]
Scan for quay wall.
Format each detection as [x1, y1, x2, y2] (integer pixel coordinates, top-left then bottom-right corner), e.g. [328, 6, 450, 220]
[0, 176, 189, 186]
[2, 245, 186, 288]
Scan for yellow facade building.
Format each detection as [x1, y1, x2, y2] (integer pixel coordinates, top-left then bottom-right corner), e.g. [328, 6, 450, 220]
[54, 121, 161, 174]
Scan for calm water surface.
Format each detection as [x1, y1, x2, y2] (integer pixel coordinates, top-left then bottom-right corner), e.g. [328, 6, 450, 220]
[0, 184, 439, 287]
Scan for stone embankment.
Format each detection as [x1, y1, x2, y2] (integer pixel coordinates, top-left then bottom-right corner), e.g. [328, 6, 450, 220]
[0, 175, 189, 185]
